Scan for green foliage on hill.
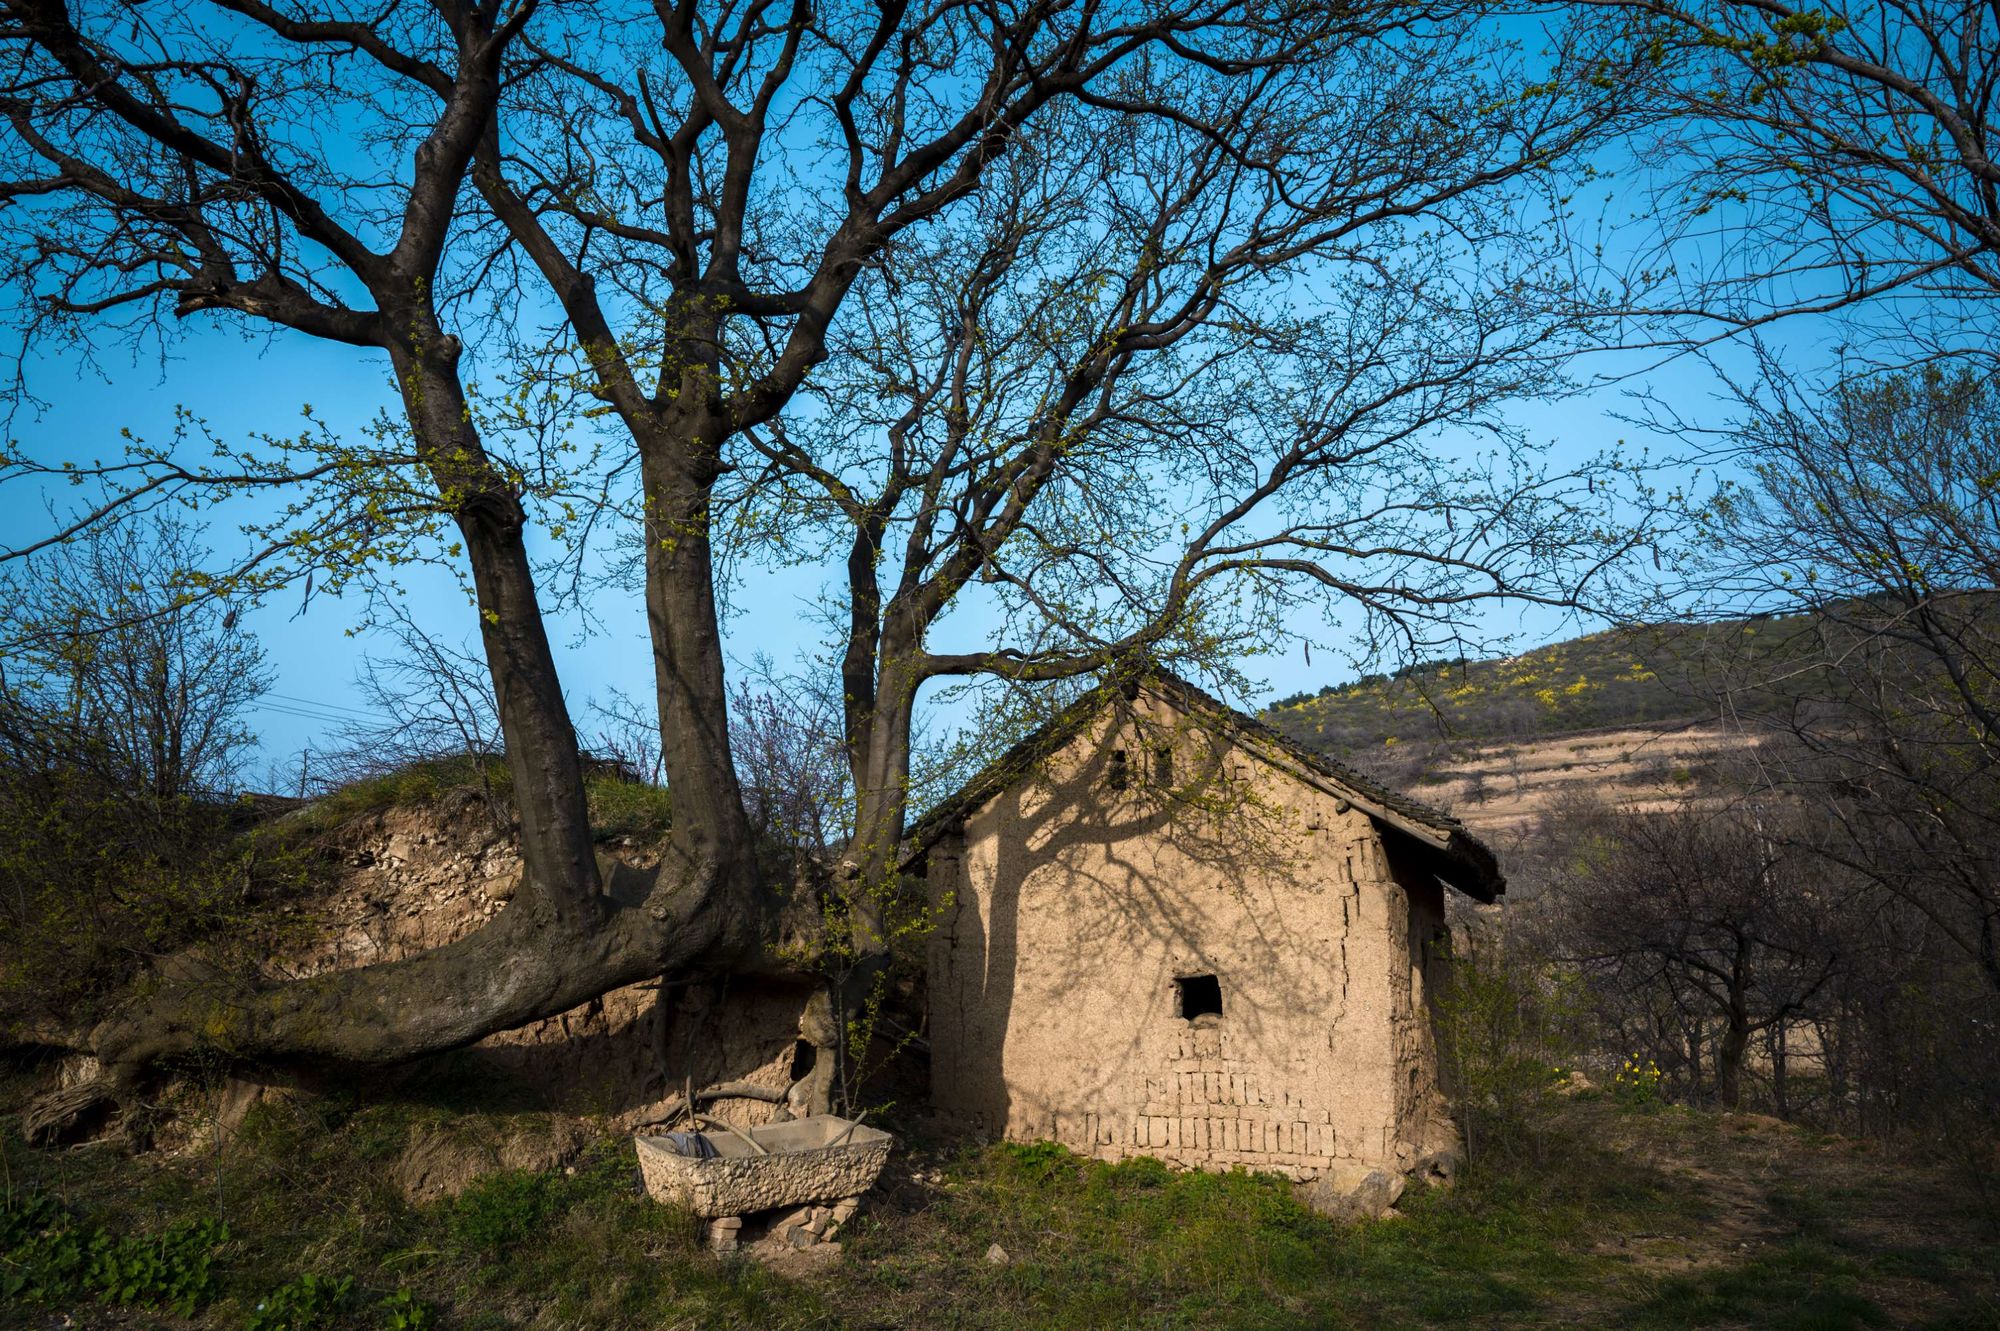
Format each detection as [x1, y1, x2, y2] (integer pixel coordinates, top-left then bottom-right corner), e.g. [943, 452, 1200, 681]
[1261, 616, 1816, 758]
[0, 774, 329, 1046]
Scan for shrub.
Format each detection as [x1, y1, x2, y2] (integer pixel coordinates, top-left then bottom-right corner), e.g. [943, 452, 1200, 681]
[447, 1169, 558, 1255]
[1433, 938, 1580, 1166]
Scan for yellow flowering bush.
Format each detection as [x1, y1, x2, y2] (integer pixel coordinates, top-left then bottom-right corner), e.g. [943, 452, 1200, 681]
[1612, 1054, 1663, 1107]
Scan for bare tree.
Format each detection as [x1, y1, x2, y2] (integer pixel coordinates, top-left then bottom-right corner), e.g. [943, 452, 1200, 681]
[729, 664, 851, 867]
[584, 688, 666, 788]
[325, 602, 504, 780]
[1701, 365, 2000, 993]
[1539, 793, 1848, 1109]
[0, 509, 273, 1047]
[0, 0, 1660, 1134]
[0, 509, 269, 804]
[1609, 0, 2000, 355]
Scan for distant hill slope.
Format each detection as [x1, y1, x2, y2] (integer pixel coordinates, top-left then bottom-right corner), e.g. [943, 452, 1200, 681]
[1258, 617, 1811, 842]
[1259, 616, 1812, 758]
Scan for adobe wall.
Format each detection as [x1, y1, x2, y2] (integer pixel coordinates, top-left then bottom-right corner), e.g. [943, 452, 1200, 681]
[927, 694, 1455, 1180]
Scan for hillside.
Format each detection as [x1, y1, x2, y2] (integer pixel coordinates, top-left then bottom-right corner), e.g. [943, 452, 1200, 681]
[1261, 617, 1812, 754]
[1259, 618, 1808, 840]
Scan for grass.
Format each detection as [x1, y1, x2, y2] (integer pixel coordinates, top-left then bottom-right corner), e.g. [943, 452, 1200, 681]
[2, 1086, 1994, 1331]
[286, 754, 672, 846]
[292, 755, 517, 831]
[582, 775, 673, 842]
[1626, 1239, 1889, 1331]
[0, 1081, 803, 1331]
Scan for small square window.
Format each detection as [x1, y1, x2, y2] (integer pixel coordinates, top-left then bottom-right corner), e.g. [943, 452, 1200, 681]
[1176, 973, 1222, 1020]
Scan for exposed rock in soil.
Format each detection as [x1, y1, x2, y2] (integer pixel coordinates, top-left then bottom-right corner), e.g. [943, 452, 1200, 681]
[1296, 1161, 1406, 1222]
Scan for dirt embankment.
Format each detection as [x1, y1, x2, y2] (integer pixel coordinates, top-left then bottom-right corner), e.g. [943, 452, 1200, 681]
[281, 802, 805, 1119]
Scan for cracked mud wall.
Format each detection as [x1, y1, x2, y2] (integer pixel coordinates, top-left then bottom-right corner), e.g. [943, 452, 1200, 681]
[927, 692, 1459, 1181]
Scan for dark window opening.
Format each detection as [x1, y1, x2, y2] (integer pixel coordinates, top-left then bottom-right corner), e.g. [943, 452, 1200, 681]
[788, 1038, 817, 1083]
[1176, 973, 1223, 1021]
[1107, 749, 1129, 791]
[1152, 745, 1174, 786]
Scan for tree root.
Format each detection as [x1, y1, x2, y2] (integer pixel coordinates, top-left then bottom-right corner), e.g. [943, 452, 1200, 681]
[634, 1080, 788, 1128]
[21, 853, 767, 1149]
[23, 1075, 118, 1146]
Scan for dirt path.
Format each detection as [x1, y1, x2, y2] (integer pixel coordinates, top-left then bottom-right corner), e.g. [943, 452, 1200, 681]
[1570, 1102, 2000, 1329]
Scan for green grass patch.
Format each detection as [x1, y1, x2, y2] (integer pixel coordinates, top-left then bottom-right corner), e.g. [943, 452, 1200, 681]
[0, 1103, 1690, 1331]
[295, 754, 515, 829]
[0, 1093, 812, 1331]
[2, 1092, 1992, 1331]
[285, 753, 671, 844]
[1624, 1240, 1889, 1330]
[584, 774, 673, 841]
[820, 1136, 1694, 1330]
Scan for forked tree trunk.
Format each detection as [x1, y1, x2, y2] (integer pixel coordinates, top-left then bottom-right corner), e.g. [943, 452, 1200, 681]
[25, 332, 781, 1141]
[1715, 940, 1754, 1111]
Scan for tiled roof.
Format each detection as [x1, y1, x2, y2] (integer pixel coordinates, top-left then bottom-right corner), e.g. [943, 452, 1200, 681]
[904, 666, 1504, 901]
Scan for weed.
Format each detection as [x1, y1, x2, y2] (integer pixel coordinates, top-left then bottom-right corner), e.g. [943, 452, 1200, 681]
[245, 1272, 355, 1331]
[84, 1216, 230, 1315]
[446, 1169, 558, 1255]
[0, 1192, 90, 1302]
[0, 1196, 232, 1318]
[377, 1287, 438, 1330]
[1613, 1055, 1665, 1108]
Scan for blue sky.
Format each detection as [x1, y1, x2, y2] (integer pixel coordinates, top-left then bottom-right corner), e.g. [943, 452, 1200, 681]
[0, 15, 1857, 782]
[1, 308, 1744, 781]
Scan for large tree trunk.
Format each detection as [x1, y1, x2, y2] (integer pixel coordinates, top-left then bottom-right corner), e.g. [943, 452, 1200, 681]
[828, 565, 929, 1109]
[844, 645, 921, 897]
[397, 331, 604, 926]
[639, 411, 756, 884]
[24, 331, 779, 1141]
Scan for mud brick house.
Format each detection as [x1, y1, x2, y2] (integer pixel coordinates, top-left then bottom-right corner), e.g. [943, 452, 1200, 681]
[908, 670, 1503, 1187]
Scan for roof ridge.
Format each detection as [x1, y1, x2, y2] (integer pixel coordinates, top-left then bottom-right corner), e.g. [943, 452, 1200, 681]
[903, 665, 1503, 900]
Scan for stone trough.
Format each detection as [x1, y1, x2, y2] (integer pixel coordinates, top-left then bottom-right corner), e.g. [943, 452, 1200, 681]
[635, 1115, 892, 1250]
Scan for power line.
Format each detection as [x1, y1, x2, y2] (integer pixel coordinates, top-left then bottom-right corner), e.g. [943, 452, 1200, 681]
[264, 691, 385, 719]
[250, 700, 379, 727]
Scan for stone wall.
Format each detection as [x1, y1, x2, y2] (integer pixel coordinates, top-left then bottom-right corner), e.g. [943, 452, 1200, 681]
[926, 690, 1456, 1181]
